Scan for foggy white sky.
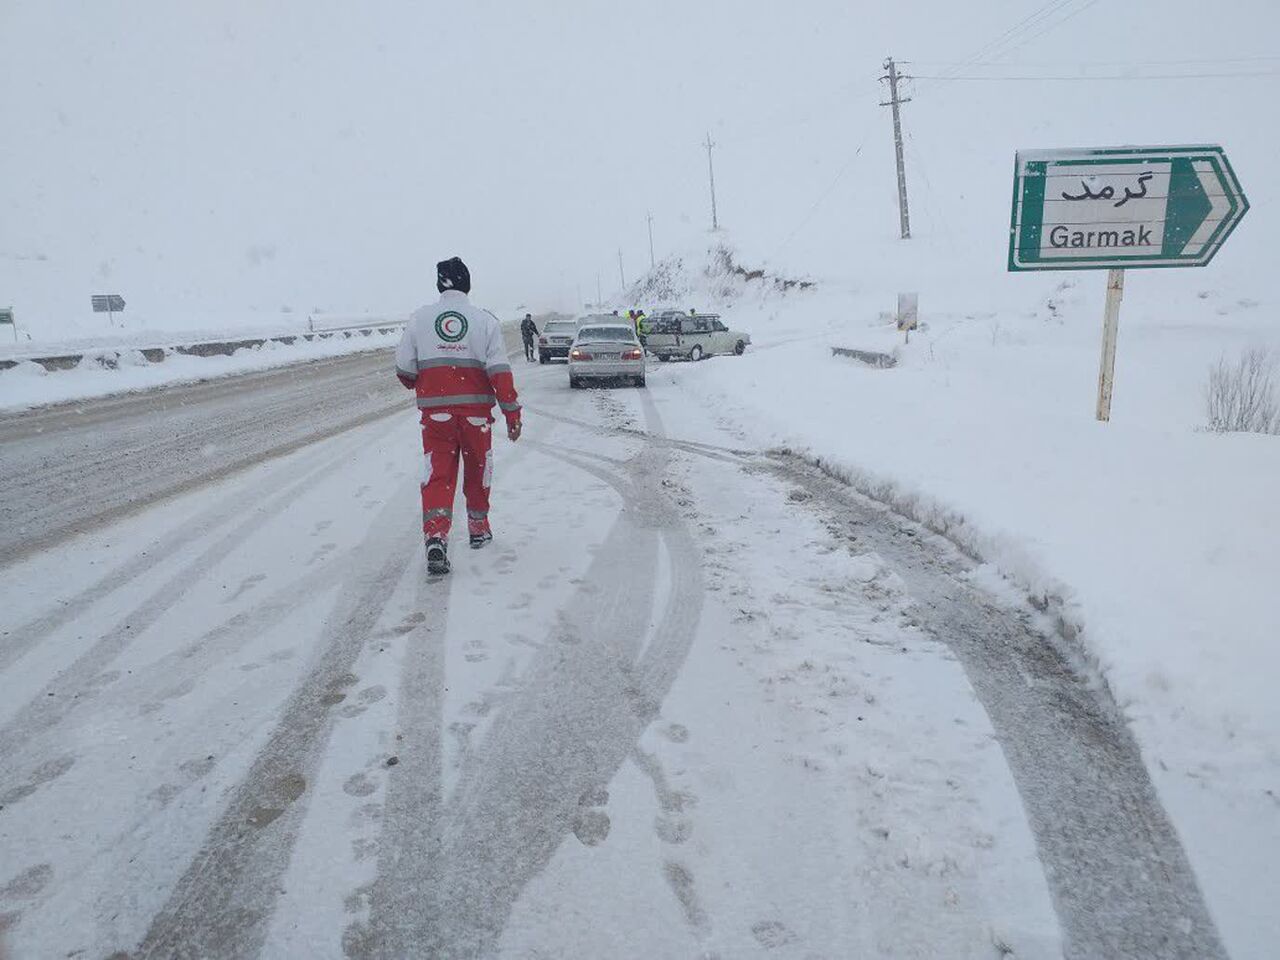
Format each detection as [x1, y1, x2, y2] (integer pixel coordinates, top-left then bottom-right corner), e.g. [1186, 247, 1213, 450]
[2, 0, 1276, 327]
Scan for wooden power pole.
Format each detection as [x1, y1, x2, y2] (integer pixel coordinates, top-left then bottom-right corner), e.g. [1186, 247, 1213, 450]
[880, 57, 912, 240]
[704, 133, 719, 231]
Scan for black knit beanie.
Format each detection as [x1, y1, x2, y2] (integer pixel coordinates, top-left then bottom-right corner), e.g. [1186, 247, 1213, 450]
[437, 256, 471, 294]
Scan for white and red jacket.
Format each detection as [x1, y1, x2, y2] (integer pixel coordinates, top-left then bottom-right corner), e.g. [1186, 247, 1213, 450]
[394, 290, 520, 424]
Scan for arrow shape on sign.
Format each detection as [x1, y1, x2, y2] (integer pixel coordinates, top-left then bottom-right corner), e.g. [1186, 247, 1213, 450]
[1183, 159, 1235, 260]
[1162, 158, 1212, 257]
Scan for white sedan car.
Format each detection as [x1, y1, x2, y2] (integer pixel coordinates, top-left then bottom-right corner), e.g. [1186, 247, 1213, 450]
[568, 323, 646, 389]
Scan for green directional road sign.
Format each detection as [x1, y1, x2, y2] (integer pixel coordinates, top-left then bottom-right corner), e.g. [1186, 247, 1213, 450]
[1008, 144, 1248, 271]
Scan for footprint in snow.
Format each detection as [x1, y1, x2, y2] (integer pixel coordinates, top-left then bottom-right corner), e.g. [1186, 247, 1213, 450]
[0, 862, 53, 900]
[246, 772, 307, 828]
[572, 787, 612, 847]
[751, 920, 797, 949]
[663, 723, 691, 743]
[224, 573, 267, 603]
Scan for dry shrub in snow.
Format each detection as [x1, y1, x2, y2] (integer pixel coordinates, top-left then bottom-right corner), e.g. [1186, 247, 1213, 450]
[1204, 346, 1279, 435]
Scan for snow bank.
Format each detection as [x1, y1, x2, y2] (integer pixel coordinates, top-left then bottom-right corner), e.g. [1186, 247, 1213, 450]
[645, 237, 1280, 958]
[0, 311, 411, 362]
[0, 330, 401, 412]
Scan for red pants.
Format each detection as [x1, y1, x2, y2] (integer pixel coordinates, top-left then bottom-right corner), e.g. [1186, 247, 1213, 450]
[420, 413, 493, 542]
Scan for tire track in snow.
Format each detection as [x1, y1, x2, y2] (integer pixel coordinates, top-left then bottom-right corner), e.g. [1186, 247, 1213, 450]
[522, 400, 751, 464]
[359, 454, 658, 958]
[355, 391, 705, 958]
[347, 397, 550, 958]
[0, 421, 403, 786]
[767, 455, 1227, 960]
[526, 393, 1223, 957]
[0, 351, 405, 566]
[344, 577, 450, 959]
[130, 491, 418, 960]
[0, 416, 400, 676]
[0, 559, 344, 798]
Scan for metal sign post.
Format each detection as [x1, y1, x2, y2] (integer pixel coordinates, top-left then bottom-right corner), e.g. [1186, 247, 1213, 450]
[91, 294, 126, 327]
[1009, 144, 1248, 421]
[1096, 270, 1124, 421]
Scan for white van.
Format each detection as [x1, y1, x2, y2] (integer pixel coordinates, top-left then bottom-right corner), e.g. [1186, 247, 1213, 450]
[645, 312, 751, 362]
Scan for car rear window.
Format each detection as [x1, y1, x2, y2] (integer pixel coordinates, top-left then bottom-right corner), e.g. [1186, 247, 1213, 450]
[576, 327, 636, 342]
[545, 322, 577, 333]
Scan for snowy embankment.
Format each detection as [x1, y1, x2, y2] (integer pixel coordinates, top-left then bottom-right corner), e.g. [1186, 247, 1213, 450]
[0, 324, 403, 413]
[637, 241, 1279, 957]
[0, 333, 402, 412]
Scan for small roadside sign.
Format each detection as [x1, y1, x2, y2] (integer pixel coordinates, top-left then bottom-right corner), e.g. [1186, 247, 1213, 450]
[896, 292, 918, 343]
[1008, 144, 1249, 423]
[91, 294, 126, 326]
[1009, 145, 1248, 271]
[0, 307, 14, 342]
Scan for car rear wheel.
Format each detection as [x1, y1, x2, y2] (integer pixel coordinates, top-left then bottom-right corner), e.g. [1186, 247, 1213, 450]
[635, 376, 646, 388]
[539, 352, 549, 364]
[657, 354, 670, 362]
[734, 340, 746, 355]
[689, 344, 704, 362]
[569, 375, 580, 389]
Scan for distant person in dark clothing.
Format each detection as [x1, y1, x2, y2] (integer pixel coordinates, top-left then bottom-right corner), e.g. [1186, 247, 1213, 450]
[520, 313, 538, 362]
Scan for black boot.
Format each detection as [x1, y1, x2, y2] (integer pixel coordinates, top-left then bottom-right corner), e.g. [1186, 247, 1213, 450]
[469, 530, 493, 550]
[426, 538, 450, 576]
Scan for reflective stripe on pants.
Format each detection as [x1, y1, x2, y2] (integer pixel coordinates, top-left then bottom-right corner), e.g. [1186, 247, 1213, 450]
[420, 412, 494, 542]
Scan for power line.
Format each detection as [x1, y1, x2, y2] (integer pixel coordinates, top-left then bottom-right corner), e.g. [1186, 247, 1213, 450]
[932, 0, 1080, 82]
[765, 104, 880, 262]
[910, 70, 1280, 81]
[999, 0, 1103, 58]
[924, 0, 1101, 88]
[958, 0, 1077, 65]
[765, 147, 866, 262]
[907, 54, 1280, 67]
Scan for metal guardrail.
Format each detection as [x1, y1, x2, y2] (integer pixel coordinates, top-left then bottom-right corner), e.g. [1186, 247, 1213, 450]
[0, 324, 404, 373]
[307, 316, 408, 334]
[831, 346, 897, 368]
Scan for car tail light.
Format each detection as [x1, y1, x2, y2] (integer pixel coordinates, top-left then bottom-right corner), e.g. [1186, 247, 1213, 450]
[623, 348, 642, 360]
[538, 337, 547, 345]
[571, 348, 592, 360]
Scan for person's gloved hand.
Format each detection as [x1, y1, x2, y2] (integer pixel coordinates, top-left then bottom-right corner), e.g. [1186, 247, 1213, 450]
[507, 418, 522, 442]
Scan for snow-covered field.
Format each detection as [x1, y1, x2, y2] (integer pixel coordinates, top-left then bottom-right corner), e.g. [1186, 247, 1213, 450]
[641, 241, 1280, 958]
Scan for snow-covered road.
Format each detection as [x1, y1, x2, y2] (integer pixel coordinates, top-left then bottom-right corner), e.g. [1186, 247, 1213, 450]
[0, 350, 403, 564]
[0, 352, 1225, 959]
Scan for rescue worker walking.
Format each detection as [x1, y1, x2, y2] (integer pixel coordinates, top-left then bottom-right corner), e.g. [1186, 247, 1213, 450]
[395, 256, 521, 576]
[520, 312, 539, 362]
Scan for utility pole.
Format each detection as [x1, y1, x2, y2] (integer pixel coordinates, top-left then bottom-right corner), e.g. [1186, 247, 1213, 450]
[647, 211, 655, 268]
[879, 56, 912, 240]
[596, 273, 602, 306]
[617, 248, 626, 289]
[704, 132, 719, 231]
